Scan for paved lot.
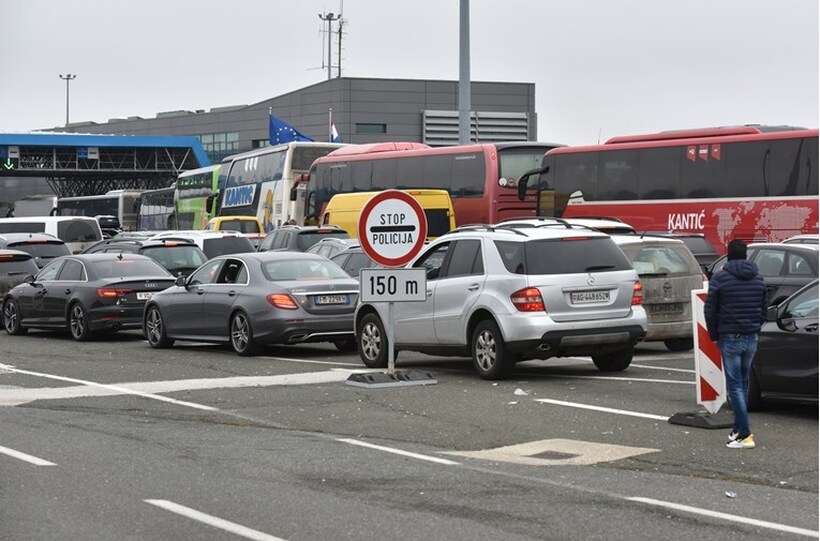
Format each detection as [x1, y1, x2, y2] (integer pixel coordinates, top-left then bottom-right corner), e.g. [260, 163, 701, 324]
[0, 329, 817, 540]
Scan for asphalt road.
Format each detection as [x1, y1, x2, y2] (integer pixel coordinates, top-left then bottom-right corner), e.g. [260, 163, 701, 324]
[0, 329, 817, 541]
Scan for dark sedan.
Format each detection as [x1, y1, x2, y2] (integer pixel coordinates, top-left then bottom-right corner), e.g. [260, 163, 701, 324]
[3, 253, 175, 340]
[749, 279, 818, 409]
[706, 242, 818, 306]
[143, 252, 360, 355]
[83, 238, 208, 277]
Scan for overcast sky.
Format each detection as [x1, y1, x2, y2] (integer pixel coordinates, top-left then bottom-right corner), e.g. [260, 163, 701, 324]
[1, 0, 817, 145]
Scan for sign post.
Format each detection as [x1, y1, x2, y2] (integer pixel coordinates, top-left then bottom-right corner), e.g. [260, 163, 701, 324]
[668, 288, 733, 428]
[346, 190, 436, 389]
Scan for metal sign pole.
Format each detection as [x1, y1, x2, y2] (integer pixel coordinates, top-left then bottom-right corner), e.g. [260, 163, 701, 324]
[387, 301, 395, 376]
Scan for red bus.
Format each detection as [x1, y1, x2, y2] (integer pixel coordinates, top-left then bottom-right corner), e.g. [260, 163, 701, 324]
[519, 126, 818, 252]
[302, 141, 563, 228]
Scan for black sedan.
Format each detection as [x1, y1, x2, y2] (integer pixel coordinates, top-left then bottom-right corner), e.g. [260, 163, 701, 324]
[3, 253, 175, 340]
[749, 279, 818, 410]
[143, 252, 359, 355]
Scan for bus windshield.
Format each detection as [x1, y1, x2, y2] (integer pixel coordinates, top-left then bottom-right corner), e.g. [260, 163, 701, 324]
[176, 165, 220, 230]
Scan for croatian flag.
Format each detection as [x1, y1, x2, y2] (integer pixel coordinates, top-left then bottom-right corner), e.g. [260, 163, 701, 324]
[330, 122, 342, 143]
[269, 114, 313, 145]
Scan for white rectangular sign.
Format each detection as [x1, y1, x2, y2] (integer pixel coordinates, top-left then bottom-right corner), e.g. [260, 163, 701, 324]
[360, 268, 427, 302]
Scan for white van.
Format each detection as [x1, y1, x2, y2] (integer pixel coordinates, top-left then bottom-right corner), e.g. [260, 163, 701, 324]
[0, 216, 103, 254]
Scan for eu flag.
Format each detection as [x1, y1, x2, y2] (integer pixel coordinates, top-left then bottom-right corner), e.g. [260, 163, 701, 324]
[269, 114, 314, 145]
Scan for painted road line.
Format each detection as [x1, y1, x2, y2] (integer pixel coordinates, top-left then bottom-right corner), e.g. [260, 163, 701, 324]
[145, 499, 287, 541]
[631, 364, 696, 374]
[539, 374, 694, 385]
[534, 398, 670, 421]
[337, 438, 461, 466]
[263, 356, 362, 367]
[627, 497, 819, 538]
[0, 366, 363, 407]
[0, 445, 56, 466]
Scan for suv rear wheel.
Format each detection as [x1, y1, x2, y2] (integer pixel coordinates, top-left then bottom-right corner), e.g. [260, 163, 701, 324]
[472, 319, 517, 380]
[664, 338, 693, 352]
[592, 346, 634, 372]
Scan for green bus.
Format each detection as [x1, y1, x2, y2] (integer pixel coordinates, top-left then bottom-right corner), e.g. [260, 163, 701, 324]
[175, 165, 220, 230]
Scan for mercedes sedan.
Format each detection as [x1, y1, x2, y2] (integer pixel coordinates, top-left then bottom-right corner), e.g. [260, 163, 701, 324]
[143, 252, 360, 355]
[3, 253, 175, 340]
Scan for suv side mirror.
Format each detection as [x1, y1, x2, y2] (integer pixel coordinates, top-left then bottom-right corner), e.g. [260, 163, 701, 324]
[23, 274, 36, 285]
[175, 275, 187, 288]
[766, 304, 778, 322]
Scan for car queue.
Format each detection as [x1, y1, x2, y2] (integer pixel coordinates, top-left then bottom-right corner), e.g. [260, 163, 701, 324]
[1, 214, 817, 407]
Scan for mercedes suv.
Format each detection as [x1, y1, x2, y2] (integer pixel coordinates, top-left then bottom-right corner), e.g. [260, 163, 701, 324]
[354, 225, 647, 380]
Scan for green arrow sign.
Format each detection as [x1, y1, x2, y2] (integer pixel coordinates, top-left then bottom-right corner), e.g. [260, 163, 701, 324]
[3, 158, 14, 170]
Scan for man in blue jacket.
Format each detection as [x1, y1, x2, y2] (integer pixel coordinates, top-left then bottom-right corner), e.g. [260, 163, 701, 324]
[704, 239, 768, 449]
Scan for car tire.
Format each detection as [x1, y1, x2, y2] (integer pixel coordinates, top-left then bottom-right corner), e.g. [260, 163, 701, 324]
[357, 312, 390, 368]
[69, 303, 93, 342]
[471, 319, 516, 380]
[592, 346, 634, 372]
[334, 338, 357, 353]
[747, 362, 764, 412]
[145, 305, 174, 349]
[664, 338, 694, 352]
[230, 311, 258, 356]
[3, 299, 27, 335]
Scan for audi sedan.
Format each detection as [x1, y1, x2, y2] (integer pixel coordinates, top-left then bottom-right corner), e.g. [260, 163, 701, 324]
[143, 252, 360, 355]
[3, 253, 175, 340]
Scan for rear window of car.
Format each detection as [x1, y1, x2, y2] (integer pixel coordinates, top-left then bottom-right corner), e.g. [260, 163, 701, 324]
[0, 222, 46, 233]
[202, 237, 255, 258]
[296, 231, 350, 251]
[10, 241, 71, 258]
[495, 237, 632, 275]
[139, 245, 207, 273]
[0, 256, 38, 275]
[57, 220, 102, 243]
[679, 237, 717, 255]
[619, 243, 701, 276]
[261, 258, 350, 281]
[91, 258, 170, 278]
[218, 220, 260, 234]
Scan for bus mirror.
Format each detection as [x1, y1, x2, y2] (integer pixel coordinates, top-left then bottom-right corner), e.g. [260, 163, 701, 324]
[290, 187, 298, 201]
[516, 165, 550, 201]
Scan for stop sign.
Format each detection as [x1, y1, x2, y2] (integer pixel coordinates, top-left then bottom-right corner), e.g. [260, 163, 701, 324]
[358, 190, 428, 268]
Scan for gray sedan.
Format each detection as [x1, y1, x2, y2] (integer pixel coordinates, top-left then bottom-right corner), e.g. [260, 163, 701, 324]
[143, 252, 359, 355]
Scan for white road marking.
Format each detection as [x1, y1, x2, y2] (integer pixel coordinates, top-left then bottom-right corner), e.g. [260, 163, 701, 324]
[337, 438, 461, 466]
[539, 374, 694, 385]
[263, 355, 361, 367]
[0, 364, 363, 408]
[145, 499, 288, 541]
[534, 398, 670, 421]
[0, 444, 56, 466]
[627, 497, 820, 538]
[631, 364, 696, 374]
[447, 439, 658, 466]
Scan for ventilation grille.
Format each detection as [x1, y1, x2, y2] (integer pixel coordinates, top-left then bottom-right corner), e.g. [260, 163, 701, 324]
[423, 110, 530, 146]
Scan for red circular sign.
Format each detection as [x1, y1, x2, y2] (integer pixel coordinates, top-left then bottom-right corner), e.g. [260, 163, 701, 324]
[358, 190, 428, 267]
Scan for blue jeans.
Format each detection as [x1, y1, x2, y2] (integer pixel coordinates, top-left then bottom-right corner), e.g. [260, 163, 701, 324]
[719, 333, 758, 436]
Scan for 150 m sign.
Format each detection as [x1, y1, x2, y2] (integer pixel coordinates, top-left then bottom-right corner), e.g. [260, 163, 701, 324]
[360, 268, 427, 303]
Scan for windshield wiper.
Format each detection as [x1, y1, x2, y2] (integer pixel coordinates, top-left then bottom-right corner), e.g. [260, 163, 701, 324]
[585, 265, 616, 272]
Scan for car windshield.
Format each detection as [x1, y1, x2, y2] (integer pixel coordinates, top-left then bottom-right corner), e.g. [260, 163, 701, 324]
[494, 237, 632, 275]
[11, 242, 71, 258]
[140, 245, 207, 273]
[261, 259, 349, 281]
[619, 244, 701, 276]
[296, 232, 350, 251]
[91, 258, 170, 278]
[202, 237, 255, 258]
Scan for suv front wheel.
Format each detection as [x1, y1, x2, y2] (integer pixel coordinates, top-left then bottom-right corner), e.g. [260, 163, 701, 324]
[592, 346, 634, 372]
[472, 319, 517, 380]
[357, 312, 390, 368]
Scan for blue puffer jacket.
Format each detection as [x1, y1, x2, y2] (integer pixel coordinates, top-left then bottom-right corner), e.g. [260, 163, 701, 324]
[704, 259, 767, 341]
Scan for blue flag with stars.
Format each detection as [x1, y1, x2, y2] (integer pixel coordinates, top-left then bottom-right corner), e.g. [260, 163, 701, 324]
[269, 114, 313, 145]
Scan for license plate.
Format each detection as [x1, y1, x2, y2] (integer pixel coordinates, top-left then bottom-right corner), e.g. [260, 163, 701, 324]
[649, 303, 684, 315]
[136, 292, 152, 300]
[316, 294, 348, 305]
[570, 290, 610, 304]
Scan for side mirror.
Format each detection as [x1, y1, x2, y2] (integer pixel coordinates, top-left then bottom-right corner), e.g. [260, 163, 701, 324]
[175, 275, 187, 288]
[289, 187, 298, 202]
[23, 274, 36, 285]
[516, 165, 550, 201]
[426, 267, 439, 280]
[766, 305, 778, 322]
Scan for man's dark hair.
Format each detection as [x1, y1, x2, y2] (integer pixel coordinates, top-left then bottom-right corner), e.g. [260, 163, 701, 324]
[727, 239, 747, 261]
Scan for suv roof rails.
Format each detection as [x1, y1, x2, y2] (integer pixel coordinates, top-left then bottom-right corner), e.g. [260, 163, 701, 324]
[573, 215, 626, 223]
[498, 219, 600, 233]
[446, 224, 530, 237]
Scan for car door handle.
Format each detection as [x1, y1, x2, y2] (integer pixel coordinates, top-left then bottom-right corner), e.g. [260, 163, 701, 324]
[805, 324, 818, 332]
[196, 287, 205, 295]
[227, 290, 237, 297]
[467, 284, 480, 291]
[64, 289, 71, 295]
[427, 290, 433, 297]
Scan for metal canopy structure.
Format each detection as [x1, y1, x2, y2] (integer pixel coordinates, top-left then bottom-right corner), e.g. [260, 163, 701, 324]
[0, 133, 210, 197]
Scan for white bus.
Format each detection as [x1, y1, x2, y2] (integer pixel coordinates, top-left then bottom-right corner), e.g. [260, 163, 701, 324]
[218, 142, 345, 232]
[54, 190, 143, 231]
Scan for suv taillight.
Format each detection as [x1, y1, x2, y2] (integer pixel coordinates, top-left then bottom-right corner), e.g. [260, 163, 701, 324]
[267, 293, 298, 310]
[511, 288, 545, 312]
[631, 281, 643, 305]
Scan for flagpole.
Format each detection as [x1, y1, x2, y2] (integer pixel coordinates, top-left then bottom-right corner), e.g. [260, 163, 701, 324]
[328, 107, 333, 143]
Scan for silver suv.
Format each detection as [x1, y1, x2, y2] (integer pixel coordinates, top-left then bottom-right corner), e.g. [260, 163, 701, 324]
[354, 225, 647, 380]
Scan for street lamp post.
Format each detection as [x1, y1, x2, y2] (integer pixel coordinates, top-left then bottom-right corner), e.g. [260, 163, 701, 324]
[58, 73, 77, 127]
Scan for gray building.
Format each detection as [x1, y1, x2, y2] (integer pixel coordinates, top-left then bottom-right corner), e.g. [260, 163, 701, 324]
[54, 77, 538, 164]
